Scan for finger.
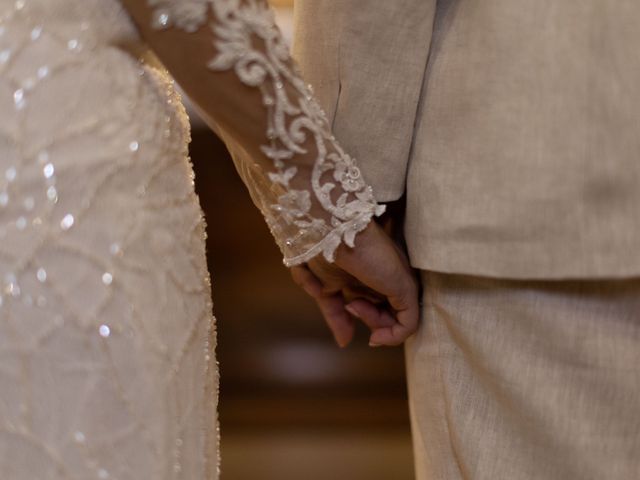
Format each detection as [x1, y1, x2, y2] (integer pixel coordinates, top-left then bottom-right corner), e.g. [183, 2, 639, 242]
[368, 322, 415, 347]
[369, 282, 420, 346]
[345, 299, 396, 331]
[315, 293, 355, 348]
[342, 285, 386, 305]
[290, 266, 324, 298]
[291, 266, 355, 347]
[307, 258, 354, 295]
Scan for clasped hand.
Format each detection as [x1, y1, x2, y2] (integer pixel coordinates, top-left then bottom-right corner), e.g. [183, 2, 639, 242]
[291, 222, 420, 347]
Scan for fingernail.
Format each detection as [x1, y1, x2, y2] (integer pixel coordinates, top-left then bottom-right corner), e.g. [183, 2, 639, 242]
[345, 304, 360, 318]
[369, 342, 382, 348]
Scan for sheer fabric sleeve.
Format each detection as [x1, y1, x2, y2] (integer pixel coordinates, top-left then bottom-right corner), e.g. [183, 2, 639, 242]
[119, 0, 385, 266]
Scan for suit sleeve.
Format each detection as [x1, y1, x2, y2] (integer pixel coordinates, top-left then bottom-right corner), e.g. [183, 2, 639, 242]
[293, 0, 438, 202]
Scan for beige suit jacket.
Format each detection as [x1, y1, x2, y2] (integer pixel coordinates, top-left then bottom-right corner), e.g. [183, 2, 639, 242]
[294, 0, 640, 279]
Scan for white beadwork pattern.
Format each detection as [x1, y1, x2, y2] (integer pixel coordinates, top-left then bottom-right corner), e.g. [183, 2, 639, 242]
[0, 0, 217, 479]
[148, 0, 385, 266]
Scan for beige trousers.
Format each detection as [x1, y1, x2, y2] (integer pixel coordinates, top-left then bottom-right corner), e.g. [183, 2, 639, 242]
[406, 272, 640, 480]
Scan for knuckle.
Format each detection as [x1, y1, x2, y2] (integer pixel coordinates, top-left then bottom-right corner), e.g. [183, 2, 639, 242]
[290, 269, 304, 285]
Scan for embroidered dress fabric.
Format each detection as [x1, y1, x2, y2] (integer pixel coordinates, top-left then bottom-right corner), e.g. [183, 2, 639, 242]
[141, 0, 385, 266]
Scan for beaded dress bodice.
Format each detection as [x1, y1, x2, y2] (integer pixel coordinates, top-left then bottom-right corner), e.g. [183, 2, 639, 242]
[0, 1, 216, 478]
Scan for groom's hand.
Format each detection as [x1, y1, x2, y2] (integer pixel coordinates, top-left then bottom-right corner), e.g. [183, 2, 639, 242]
[290, 222, 420, 348]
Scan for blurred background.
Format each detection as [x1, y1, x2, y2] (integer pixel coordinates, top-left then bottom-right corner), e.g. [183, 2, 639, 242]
[187, 1, 415, 479]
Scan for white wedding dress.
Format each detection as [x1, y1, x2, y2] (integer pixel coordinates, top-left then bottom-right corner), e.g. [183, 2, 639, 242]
[0, 0, 382, 478]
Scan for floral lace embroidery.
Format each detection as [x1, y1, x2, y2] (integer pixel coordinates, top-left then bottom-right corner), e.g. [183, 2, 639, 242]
[147, 0, 385, 265]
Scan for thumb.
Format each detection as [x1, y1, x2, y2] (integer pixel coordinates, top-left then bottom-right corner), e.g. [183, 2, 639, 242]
[369, 283, 420, 346]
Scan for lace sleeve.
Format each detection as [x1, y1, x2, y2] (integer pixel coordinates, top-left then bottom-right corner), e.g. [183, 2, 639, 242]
[121, 0, 385, 266]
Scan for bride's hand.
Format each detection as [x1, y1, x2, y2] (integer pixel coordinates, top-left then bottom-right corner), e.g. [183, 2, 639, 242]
[290, 222, 420, 348]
